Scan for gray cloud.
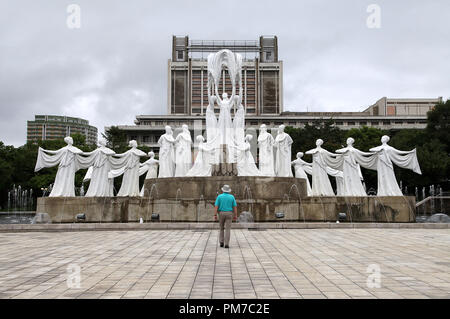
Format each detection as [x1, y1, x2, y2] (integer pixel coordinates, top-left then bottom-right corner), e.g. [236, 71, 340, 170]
[1, 0, 449, 146]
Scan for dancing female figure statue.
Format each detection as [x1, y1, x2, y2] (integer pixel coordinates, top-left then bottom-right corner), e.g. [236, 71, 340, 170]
[291, 152, 312, 196]
[174, 124, 192, 177]
[78, 139, 116, 197]
[369, 135, 421, 196]
[186, 136, 213, 177]
[158, 126, 176, 178]
[274, 125, 293, 177]
[305, 139, 342, 196]
[258, 124, 275, 176]
[236, 135, 262, 176]
[335, 137, 375, 196]
[35, 136, 83, 197]
[139, 151, 159, 196]
[233, 95, 245, 147]
[109, 140, 147, 197]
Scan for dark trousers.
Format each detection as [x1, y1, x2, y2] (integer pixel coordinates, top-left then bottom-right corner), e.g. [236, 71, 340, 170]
[219, 211, 232, 246]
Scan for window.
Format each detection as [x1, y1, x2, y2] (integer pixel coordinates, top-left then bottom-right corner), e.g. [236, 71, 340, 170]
[171, 70, 187, 114]
[177, 50, 184, 61]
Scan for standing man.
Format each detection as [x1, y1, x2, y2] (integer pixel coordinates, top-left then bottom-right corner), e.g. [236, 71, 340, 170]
[214, 185, 237, 248]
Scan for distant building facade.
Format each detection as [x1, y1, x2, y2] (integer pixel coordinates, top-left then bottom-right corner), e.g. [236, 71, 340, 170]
[168, 35, 282, 115]
[27, 115, 98, 145]
[116, 98, 439, 152]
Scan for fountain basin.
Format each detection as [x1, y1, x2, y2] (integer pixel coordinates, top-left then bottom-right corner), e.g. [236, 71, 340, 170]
[143, 176, 308, 200]
[36, 195, 416, 223]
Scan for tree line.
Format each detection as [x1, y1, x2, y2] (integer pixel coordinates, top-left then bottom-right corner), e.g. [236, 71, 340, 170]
[0, 100, 448, 209]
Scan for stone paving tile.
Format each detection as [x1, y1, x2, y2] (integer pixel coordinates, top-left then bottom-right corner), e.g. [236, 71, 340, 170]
[0, 229, 449, 299]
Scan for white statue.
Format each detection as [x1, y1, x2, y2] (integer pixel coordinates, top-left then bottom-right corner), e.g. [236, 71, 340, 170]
[369, 135, 421, 196]
[78, 139, 116, 197]
[305, 139, 343, 196]
[34, 136, 82, 197]
[233, 95, 245, 147]
[291, 152, 312, 196]
[236, 135, 262, 176]
[205, 49, 242, 164]
[335, 137, 376, 196]
[216, 92, 236, 158]
[158, 125, 176, 178]
[139, 151, 159, 196]
[174, 124, 192, 177]
[331, 169, 345, 196]
[274, 125, 293, 177]
[186, 136, 213, 177]
[109, 140, 147, 197]
[206, 95, 218, 143]
[258, 124, 275, 176]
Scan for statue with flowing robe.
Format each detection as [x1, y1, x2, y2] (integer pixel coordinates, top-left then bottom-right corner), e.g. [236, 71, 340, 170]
[34, 136, 83, 197]
[305, 139, 343, 196]
[335, 137, 376, 196]
[233, 95, 245, 147]
[186, 136, 213, 177]
[274, 125, 293, 177]
[174, 124, 193, 177]
[291, 152, 312, 196]
[158, 126, 176, 178]
[327, 167, 345, 196]
[206, 95, 218, 143]
[83, 166, 114, 197]
[236, 135, 262, 176]
[216, 92, 236, 159]
[258, 124, 275, 176]
[78, 139, 116, 197]
[206, 49, 242, 164]
[139, 151, 159, 196]
[369, 135, 421, 196]
[109, 140, 147, 197]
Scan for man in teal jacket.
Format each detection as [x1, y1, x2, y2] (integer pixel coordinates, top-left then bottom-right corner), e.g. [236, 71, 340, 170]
[214, 185, 237, 248]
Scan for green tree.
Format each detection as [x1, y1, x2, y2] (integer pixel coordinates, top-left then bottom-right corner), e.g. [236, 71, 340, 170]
[285, 118, 344, 163]
[426, 100, 450, 153]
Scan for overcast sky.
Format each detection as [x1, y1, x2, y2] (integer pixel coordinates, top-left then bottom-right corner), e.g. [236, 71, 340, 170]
[1, 0, 449, 146]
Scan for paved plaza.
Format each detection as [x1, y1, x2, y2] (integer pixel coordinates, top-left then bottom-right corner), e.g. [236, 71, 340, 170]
[0, 228, 449, 299]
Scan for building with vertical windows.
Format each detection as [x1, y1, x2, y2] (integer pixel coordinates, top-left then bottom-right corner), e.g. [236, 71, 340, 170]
[168, 35, 283, 116]
[27, 115, 98, 145]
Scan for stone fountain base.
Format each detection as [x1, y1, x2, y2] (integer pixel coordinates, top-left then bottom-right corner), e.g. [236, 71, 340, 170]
[35, 176, 416, 223]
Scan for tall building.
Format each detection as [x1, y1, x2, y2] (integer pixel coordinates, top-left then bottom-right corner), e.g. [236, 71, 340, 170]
[168, 35, 282, 115]
[27, 115, 98, 145]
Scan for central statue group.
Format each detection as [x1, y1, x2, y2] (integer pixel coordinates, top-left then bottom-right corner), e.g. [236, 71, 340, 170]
[157, 49, 294, 179]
